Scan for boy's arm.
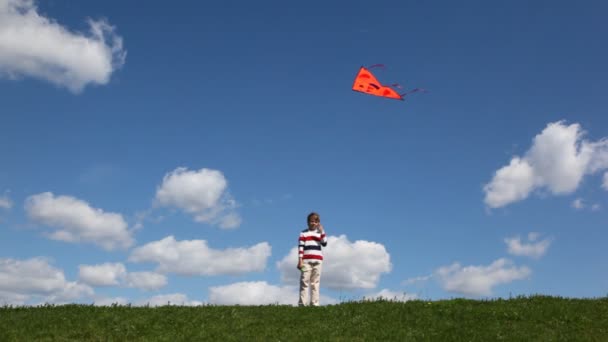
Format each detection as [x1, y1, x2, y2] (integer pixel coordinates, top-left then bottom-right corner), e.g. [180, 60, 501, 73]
[318, 224, 328, 247]
[297, 233, 304, 266]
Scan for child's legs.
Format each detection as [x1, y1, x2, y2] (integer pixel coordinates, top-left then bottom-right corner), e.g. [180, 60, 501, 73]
[298, 263, 311, 306]
[310, 262, 322, 306]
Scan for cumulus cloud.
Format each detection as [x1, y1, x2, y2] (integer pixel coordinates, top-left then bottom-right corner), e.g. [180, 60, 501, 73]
[505, 233, 552, 259]
[570, 198, 601, 211]
[208, 281, 332, 306]
[571, 198, 585, 209]
[483, 157, 535, 208]
[0, 193, 12, 209]
[435, 258, 531, 297]
[277, 235, 392, 290]
[0, 257, 93, 305]
[484, 121, 608, 208]
[78, 262, 167, 291]
[0, 290, 28, 306]
[25, 192, 134, 250]
[93, 296, 129, 306]
[208, 281, 294, 305]
[155, 167, 242, 229]
[0, 0, 126, 92]
[125, 272, 167, 291]
[43, 282, 95, 305]
[129, 235, 271, 276]
[94, 294, 202, 307]
[79, 263, 126, 287]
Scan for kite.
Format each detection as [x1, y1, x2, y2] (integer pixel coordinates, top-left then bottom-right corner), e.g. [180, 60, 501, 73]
[352, 64, 426, 101]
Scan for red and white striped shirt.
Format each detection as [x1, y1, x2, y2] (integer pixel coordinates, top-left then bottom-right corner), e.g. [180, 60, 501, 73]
[299, 229, 328, 263]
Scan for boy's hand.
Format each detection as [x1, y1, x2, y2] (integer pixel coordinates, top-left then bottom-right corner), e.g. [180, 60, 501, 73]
[318, 224, 324, 233]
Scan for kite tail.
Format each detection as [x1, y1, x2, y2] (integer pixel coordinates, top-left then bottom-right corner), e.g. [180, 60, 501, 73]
[367, 64, 385, 69]
[400, 88, 428, 96]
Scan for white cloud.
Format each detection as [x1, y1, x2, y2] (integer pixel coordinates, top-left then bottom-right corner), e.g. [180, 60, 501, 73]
[588, 139, 608, 173]
[484, 121, 608, 208]
[277, 235, 392, 290]
[483, 157, 535, 208]
[0, 193, 12, 209]
[218, 212, 242, 229]
[209, 281, 293, 305]
[527, 232, 540, 241]
[0, 257, 69, 295]
[129, 235, 271, 276]
[95, 294, 201, 307]
[0, 257, 93, 305]
[135, 293, 202, 307]
[505, 233, 552, 259]
[125, 272, 167, 291]
[603, 172, 608, 191]
[155, 167, 241, 229]
[435, 258, 531, 297]
[0, 290, 28, 305]
[208, 281, 337, 306]
[25, 192, 134, 251]
[572, 198, 585, 210]
[43, 282, 94, 305]
[79, 263, 126, 287]
[78, 262, 167, 291]
[132, 208, 164, 231]
[569, 198, 601, 212]
[0, 0, 125, 92]
[526, 122, 592, 193]
[362, 289, 417, 302]
[93, 296, 129, 306]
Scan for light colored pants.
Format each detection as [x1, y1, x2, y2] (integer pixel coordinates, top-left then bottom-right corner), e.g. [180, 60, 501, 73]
[299, 262, 322, 306]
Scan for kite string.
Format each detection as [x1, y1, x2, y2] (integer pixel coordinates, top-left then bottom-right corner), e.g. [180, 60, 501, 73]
[368, 64, 405, 90]
[400, 88, 428, 96]
[362, 64, 429, 97]
[367, 64, 385, 69]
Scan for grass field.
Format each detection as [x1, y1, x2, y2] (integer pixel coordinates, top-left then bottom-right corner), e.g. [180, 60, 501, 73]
[1, 296, 607, 341]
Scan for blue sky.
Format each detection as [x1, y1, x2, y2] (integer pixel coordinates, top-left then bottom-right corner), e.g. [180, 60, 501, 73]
[1, 0, 607, 306]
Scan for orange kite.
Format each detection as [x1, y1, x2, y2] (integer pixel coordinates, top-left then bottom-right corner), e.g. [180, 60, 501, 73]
[352, 64, 425, 101]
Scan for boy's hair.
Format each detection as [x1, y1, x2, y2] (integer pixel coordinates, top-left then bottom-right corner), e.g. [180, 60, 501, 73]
[307, 212, 320, 223]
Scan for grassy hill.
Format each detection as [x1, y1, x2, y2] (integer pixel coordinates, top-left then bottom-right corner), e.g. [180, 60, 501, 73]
[1, 296, 607, 341]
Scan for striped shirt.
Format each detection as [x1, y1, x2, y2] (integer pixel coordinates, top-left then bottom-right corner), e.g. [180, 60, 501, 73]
[299, 228, 328, 263]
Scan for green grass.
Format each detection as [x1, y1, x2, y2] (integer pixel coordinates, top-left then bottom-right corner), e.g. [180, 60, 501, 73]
[1, 296, 607, 341]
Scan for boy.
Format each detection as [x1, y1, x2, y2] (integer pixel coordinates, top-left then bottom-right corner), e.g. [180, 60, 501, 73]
[297, 212, 328, 306]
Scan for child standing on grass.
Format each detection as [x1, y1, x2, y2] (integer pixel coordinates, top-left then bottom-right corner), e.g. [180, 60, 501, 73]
[297, 212, 328, 306]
